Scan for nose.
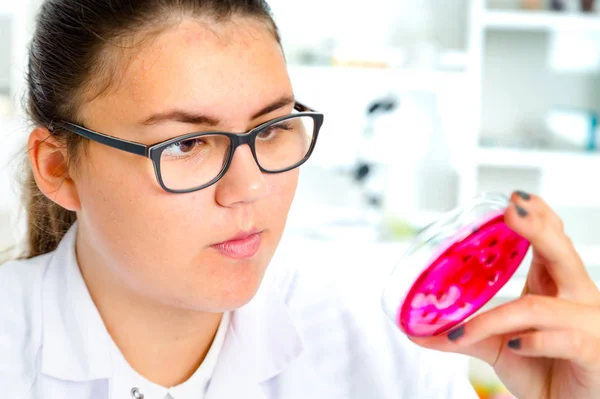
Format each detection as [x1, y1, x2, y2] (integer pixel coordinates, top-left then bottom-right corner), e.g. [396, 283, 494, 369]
[215, 145, 268, 207]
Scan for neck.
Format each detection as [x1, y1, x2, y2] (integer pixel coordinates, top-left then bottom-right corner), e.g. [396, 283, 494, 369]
[76, 231, 223, 388]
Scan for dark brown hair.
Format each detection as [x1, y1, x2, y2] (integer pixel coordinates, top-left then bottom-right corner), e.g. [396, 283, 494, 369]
[21, 0, 281, 259]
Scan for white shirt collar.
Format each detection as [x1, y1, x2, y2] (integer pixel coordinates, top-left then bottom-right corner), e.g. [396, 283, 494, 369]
[168, 311, 230, 398]
[40, 223, 303, 398]
[108, 312, 230, 399]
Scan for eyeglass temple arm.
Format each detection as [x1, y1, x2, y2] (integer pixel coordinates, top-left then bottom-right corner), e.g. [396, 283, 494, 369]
[294, 101, 317, 113]
[52, 122, 148, 157]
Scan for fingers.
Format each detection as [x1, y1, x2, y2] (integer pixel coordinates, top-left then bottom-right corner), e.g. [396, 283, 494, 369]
[507, 329, 600, 370]
[510, 191, 564, 231]
[505, 191, 595, 299]
[411, 295, 600, 366]
[449, 295, 600, 347]
[409, 330, 505, 366]
[412, 295, 600, 365]
[506, 191, 576, 266]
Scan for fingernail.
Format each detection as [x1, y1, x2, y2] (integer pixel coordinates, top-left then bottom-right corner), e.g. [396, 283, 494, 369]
[508, 338, 522, 350]
[515, 204, 528, 218]
[515, 190, 531, 201]
[447, 326, 465, 342]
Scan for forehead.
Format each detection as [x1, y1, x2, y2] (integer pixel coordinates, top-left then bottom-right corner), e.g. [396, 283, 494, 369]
[85, 18, 291, 125]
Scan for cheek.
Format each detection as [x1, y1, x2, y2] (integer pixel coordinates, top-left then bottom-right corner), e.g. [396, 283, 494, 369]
[74, 145, 216, 261]
[77, 145, 156, 221]
[265, 170, 299, 225]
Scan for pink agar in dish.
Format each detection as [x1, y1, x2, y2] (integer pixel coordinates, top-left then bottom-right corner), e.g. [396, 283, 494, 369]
[398, 212, 530, 337]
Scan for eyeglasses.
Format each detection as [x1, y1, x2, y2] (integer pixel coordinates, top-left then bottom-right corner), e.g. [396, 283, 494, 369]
[51, 102, 324, 194]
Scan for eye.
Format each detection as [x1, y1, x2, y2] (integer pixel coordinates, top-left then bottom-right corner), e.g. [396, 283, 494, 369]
[257, 121, 294, 141]
[163, 138, 205, 158]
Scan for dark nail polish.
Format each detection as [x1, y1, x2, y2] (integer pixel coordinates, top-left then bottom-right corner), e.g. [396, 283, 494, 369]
[516, 205, 528, 218]
[447, 326, 465, 342]
[508, 338, 522, 350]
[516, 190, 531, 201]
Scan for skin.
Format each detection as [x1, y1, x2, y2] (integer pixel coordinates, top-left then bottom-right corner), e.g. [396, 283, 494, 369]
[28, 17, 297, 386]
[413, 192, 600, 399]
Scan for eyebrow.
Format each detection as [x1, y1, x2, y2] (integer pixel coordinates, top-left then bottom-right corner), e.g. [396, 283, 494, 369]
[140, 95, 297, 126]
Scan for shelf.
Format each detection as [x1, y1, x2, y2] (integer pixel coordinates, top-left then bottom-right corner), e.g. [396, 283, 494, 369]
[287, 65, 468, 94]
[482, 10, 600, 32]
[475, 147, 600, 208]
[476, 147, 600, 170]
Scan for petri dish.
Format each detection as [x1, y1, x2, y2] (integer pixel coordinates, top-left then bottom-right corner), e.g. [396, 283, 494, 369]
[381, 192, 530, 337]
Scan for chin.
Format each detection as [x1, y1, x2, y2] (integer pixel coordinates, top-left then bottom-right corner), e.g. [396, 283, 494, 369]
[220, 288, 260, 311]
[219, 263, 266, 310]
[179, 258, 267, 312]
[213, 240, 276, 310]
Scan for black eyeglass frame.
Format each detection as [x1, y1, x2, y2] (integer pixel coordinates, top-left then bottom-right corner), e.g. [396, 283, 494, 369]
[50, 102, 324, 194]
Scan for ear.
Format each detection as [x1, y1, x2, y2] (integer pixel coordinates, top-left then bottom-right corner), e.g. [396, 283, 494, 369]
[28, 127, 82, 212]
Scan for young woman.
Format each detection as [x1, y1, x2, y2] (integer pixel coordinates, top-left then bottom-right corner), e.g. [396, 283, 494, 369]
[2, 1, 600, 398]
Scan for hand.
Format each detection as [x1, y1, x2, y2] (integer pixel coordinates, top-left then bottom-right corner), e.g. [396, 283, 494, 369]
[411, 191, 600, 399]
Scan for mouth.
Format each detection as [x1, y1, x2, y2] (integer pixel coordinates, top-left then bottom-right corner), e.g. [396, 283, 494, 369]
[210, 229, 263, 260]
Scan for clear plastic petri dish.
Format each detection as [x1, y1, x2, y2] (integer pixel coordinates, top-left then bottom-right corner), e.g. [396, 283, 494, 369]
[381, 192, 531, 337]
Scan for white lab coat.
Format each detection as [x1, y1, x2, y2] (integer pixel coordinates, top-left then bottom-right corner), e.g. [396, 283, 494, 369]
[0, 224, 479, 399]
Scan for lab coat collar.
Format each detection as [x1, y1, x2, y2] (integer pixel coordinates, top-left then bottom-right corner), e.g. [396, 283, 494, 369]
[206, 266, 304, 398]
[41, 223, 112, 381]
[40, 223, 304, 395]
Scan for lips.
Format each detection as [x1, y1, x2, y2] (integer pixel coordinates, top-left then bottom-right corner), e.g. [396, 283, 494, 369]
[210, 230, 262, 260]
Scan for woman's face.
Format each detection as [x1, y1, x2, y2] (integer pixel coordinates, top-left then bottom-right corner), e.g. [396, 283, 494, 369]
[74, 18, 298, 311]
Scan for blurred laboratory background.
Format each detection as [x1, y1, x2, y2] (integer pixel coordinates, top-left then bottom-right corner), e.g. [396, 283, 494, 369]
[1, 0, 600, 397]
